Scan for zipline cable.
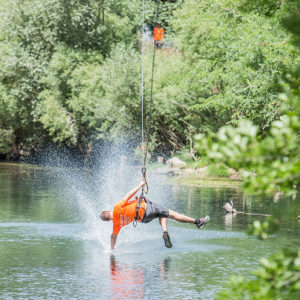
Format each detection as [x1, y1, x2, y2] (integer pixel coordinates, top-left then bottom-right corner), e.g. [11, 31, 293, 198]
[134, 0, 159, 227]
[140, 0, 159, 196]
[140, 0, 149, 196]
[143, 32, 156, 168]
[141, 0, 145, 148]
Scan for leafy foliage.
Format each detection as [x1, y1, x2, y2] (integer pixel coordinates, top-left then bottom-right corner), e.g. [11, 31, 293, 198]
[0, 0, 145, 157]
[217, 212, 298, 299]
[195, 113, 300, 195]
[194, 0, 300, 196]
[38, 43, 142, 147]
[216, 248, 300, 300]
[1, 0, 137, 58]
[171, 0, 296, 134]
[206, 163, 229, 177]
[247, 217, 279, 240]
[0, 0, 298, 163]
[195, 2, 300, 299]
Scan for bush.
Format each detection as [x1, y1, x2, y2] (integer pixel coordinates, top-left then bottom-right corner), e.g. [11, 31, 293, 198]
[216, 249, 300, 300]
[206, 163, 229, 178]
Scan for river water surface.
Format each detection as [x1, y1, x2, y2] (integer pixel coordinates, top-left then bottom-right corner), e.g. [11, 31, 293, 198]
[0, 163, 299, 299]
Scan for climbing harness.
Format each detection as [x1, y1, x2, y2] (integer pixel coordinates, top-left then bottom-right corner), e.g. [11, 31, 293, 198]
[133, 0, 159, 227]
[133, 194, 147, 227]
[133, 170, 152, 227]
[133, 169, 148, 227]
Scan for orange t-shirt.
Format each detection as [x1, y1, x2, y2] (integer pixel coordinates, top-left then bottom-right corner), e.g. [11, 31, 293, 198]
[113, 198, 147, 234]
[153, 27, 164, 41]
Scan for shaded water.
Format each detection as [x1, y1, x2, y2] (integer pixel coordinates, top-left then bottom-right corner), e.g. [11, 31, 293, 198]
[0, 163, 299, 299]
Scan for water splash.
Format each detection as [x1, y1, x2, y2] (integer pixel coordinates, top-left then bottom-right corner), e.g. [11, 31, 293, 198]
[29, 142, 184, 251]
[38, 143, 154, 250]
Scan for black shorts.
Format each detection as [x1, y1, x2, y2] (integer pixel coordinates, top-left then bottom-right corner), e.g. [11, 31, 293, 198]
[141, 201, 169, 223]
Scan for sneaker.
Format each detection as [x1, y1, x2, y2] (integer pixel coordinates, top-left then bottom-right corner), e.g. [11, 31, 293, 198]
[162, 232, 172, 248]
[195, 216, 210, 229]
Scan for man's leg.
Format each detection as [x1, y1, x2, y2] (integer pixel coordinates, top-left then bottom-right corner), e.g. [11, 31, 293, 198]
[143, 202, 209, 248]
[159, 217, 168, 232]
[159, 217, 172, 248]
[168, 210, 195, 223]
[168, 210, 210, 229]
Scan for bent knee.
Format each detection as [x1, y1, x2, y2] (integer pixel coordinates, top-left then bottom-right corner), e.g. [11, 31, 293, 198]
[168, 209, 176, 219]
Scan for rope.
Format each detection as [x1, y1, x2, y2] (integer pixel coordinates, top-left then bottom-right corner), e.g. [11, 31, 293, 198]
[142, 1, 159, 164]
[141, 0, 145, 147]
[140, 0, 159, 195]
[143, 40, 156, 168]
[134, 0, 159, 228]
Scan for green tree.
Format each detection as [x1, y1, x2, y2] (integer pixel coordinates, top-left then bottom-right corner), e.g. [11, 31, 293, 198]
[193, 2, 300, 298]
[216, 248, 300, 300]
[0, 0, 298, 161]
[172, 0, 296, 133]
[0, 0, 143, 158]
[38, 43, 142, 150]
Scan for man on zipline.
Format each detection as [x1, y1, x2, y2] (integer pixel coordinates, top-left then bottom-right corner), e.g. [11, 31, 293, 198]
[153, 23, 164, 48]
[100, 179, 210, 249]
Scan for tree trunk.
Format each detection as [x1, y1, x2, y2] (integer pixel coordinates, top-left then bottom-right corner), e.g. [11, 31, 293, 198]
[188, 129, 197, 161]
[84, 141, 92, 166]
[11, 129, 21, 160]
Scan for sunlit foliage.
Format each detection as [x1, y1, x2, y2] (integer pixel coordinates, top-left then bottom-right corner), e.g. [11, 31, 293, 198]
[0, 0, 298, 163]
[197, 2, 300, 298]
[0, 0, 144, 158]
[216, 248, 300, 300]
[194, 1, 300, 196]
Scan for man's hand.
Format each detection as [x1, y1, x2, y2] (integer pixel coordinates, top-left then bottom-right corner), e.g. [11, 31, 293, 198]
[123, 180, 146, 202]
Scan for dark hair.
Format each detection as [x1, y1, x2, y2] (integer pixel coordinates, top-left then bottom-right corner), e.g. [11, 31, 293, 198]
[100, 211, 110, 221]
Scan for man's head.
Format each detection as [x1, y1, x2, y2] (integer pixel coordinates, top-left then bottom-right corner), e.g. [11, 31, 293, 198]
[100, 210, 113, 221]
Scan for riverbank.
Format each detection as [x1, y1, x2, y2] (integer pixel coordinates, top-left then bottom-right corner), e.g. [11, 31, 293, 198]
[171, 175, 242, 189]
[0, 159, 243, 190]
[148, 159, 243, 189]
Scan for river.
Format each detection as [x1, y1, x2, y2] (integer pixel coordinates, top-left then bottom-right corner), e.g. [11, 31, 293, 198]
[0, 163, 299, 299]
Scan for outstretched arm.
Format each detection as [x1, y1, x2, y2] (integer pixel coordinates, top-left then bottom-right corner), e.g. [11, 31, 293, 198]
[123, 180, 146, 202]
[111, 233, 118, 249]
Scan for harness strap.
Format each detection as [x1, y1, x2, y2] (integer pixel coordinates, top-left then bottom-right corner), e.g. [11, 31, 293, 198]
[133, 195, 147, 227]
[133, 166, 150, 227]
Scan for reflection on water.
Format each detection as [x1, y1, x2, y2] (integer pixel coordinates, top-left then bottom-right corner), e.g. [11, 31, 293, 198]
[110, 254, 145, 299]
[160, 257, 171, 281]
[0, 163, 299, 299]
[224, 212, 237, 229]
[109, 255, 173, 299]
[109, 255, 172, 299]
